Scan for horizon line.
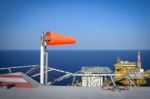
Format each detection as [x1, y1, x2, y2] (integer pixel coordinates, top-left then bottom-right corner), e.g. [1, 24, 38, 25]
[0, 49, 150, 51]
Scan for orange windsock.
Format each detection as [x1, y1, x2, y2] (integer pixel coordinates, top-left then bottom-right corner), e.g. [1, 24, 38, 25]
[45, 31, 76, 45]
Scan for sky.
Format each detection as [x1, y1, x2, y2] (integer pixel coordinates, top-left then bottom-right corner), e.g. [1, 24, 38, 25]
[0, 0, 150, 50]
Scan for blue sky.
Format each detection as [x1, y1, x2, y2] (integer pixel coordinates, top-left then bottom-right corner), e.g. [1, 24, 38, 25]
[0, 0, 150, 50]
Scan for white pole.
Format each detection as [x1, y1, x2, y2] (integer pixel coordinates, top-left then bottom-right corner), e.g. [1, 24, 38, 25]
[101, 77, 103, 86]
[40, 33, 45, 84]
[45, 50, 48, 85]
[137, 51, 141, 69]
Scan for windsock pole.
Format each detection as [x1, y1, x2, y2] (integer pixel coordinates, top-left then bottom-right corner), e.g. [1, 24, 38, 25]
[40, 31, 76, 85]
[45, 50, 48, 85]
[40, 33, 45, 84]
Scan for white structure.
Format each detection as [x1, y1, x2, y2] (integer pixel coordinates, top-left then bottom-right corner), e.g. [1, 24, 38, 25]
[40, 33, 48, 84]
[82, 76, 103, 87]
[137, 51, 144, 73]
[39, 32, 76, 85]
[81, 66, 112, 87]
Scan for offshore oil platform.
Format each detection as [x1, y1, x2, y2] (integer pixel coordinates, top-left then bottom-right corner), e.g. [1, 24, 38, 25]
[0, 31, 150, 99]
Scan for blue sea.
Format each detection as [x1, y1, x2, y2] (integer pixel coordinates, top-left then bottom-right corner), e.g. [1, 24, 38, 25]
[0, 50, 150, 85]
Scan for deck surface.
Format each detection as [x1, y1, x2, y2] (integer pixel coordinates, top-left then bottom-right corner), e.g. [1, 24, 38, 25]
[0, 86, 150, 99]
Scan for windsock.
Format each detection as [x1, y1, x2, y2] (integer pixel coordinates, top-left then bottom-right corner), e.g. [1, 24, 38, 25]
[45, 31, 76, 45]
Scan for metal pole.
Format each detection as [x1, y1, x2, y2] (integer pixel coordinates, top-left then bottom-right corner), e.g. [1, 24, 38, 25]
[109, 74, 116, 87]
[40, 33, 45, 84]
[71, 76, 76, 86]
[100, 77, 103, 86]
[45, 50, 48, 85]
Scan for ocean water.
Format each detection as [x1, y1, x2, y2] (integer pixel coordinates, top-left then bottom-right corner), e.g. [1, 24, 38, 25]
[0, 50, 150, 85]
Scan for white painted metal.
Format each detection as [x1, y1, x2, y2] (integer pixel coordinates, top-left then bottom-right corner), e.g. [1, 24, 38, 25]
[48, 73, 72, 85]
[82, 76, 103, 87]
[48, 67, 72, 74]
[25, 65, 39, 74]
[138, 51, 141, 67]
[137, 51, 142, 71]
[45, 51, 48, 85]
[125, 75, 136, 87]
[71, 76, 76, 85]
[32, 69, 52, 77]
[100, 77, 103, 86]
[40, 33, 45, 84]
[0, 64, 150, 86]
[31, 67, 72, 78]
[108, 74, 116, 87]
[8, 68, 12, 73]
[140, 69, 144, 72]
[0, 65, 37, 70]
[72, 73, 122, 76]
[40, 32, 49, 85]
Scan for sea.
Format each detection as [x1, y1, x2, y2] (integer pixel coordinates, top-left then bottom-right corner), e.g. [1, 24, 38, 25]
[0, 50, 150, 85]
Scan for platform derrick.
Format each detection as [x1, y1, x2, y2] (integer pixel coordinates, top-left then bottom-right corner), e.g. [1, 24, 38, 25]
[114, 52, 146, 87]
